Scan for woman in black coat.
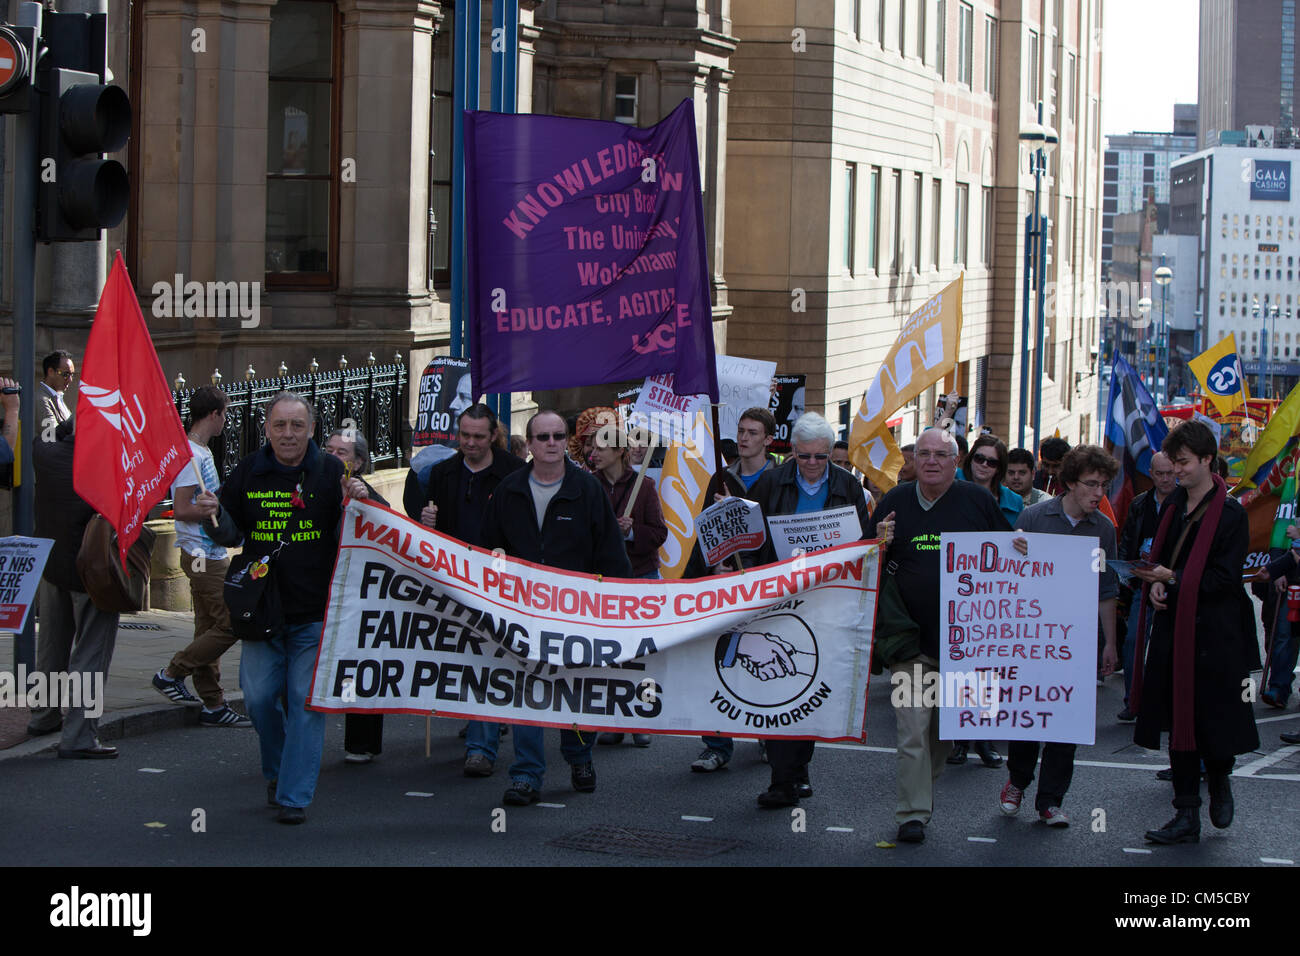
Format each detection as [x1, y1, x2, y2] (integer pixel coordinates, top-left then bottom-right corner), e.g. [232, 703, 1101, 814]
[1132, 421, 1259, 845]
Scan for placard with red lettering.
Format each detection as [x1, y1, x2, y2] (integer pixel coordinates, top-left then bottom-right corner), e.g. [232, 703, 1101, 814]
[937, 532, 1097, 745]
[309, 499, 879, 741]
[0, 536, 53, 631]
[696, 497, 766, 566]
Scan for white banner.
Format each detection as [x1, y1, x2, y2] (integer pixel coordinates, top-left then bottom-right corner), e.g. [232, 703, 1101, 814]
[766, 506, 863, 561]
[938, 532, 1098, 745]
[0, 537, 53, 632]
[309, 500, 879, 741]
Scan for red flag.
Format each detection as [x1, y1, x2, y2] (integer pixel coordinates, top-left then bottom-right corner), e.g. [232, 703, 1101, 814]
[74, 251, 192, 566]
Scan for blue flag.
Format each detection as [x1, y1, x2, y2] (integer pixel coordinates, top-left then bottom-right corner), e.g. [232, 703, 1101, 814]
[1105, 356, 1169, 478]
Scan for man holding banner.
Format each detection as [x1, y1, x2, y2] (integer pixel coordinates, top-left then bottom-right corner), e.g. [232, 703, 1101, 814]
[1000, 446, 1120, 827]
[746, 413, 871, 807]
[867, 427, 1010, 843]
[481, 410, 632, 805]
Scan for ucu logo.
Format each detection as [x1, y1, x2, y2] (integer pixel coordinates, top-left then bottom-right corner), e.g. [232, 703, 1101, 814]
[632, 323, 676, 355]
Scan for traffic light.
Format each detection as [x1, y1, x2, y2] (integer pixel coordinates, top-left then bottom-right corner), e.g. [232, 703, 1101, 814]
[36, 67, 130, 241]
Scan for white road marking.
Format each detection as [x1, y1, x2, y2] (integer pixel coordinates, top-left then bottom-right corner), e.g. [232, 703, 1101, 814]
[1255, 712, 1300, 724]
[537, 802, 566, 808]
[1235, 746, 1299, 777]
[404, 791, 434, 797]
[967, 836, 997, 843]
[681, 815, 713, 822]
[1122, 848, 1153, 855]
[826, 826, 855, 832]
[138, 768, 165, 773]
[1261, 857, 1295, 865]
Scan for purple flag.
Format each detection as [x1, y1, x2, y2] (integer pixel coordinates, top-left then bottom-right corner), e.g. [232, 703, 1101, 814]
[464, 100, 719, 399]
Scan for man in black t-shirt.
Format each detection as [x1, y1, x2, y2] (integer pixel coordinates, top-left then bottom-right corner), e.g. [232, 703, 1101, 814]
[867, 427, 1010, 844]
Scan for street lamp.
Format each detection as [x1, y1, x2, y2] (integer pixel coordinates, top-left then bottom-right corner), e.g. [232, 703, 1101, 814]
[1136, 296, 1152, 393]
[1253, 295, 1265, 397]
[1017, 104, 1059, 452]
[1154, 261, 1173, 405]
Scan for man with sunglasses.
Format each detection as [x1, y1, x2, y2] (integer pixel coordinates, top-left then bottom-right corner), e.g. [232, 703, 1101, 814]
[745, 413, 872, 808]
[999, 445, 1119, 828]
[481, 410, 632, 806]
[866, 426, 1010, 844]
[404, 403, 525, 777]
[38, 350, 75, 428]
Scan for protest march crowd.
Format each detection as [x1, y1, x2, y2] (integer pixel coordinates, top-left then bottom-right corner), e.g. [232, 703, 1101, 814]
[6, 344, 1278, 850]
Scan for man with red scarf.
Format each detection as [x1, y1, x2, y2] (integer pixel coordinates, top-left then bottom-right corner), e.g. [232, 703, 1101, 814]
[1132, 420, 1259, 845]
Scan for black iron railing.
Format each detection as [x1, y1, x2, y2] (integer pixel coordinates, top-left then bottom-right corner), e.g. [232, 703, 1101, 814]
[172, 361, 410, 481]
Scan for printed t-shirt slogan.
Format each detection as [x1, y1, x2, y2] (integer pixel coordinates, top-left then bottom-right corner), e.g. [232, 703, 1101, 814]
[463, 100, 718, 399]
[309, 500, 878, 741]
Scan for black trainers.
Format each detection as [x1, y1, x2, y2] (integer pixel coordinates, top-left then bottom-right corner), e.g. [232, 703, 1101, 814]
[503, 780, 540, 805]
[757, 784, 799, 808]
[896, 820, 925, 843]
[152, 669, 200, 705]
[198, 705, 252, 728]
[571, 762, 597, 793]
[277, 806, 306, 825]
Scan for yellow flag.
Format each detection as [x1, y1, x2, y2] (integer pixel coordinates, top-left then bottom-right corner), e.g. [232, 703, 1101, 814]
[849, 274, 964, 482]
[655, 410, 714, 578]
[1234, 379, 1300, 492]
[858, 426, 906, 493]
[1188, 333, 1250, 418]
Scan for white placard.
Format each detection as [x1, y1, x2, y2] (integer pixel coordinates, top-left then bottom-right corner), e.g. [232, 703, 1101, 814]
[0, 537, 54, 632]
[938, 532, 1098, 745]
[765, 506, 863, 561]
[696, 497, 767, 566]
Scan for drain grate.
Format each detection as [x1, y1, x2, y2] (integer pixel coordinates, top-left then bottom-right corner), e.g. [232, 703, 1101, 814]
[548, 824, 743, 861]
[119, 623, 163, 631]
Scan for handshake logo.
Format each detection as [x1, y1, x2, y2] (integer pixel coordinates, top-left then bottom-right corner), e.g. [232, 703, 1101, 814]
[715, 615, 819, 708]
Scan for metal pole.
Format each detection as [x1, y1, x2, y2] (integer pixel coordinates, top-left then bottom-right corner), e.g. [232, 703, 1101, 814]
[10, 0, 42, 671]
[1032, 207, 1047, 452]
[487, 0, 518, 432]
[1159, 277, 1167, 405]
[1018, 208, 1032, 450]
[449, 0, 481, 361]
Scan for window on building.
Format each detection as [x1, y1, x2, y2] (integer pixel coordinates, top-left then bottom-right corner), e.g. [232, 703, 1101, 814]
[614, 75, 638, 124]
[854, 0, 862, 38]
[1061, 197, 1072, 263]
[913, 173, 924, 271]
[936, 0, 946, 76]
[879, 0, 887, 45]
[916, 0, 926, 58]
[958, 3, 974, 87]
[266, 0, 341, 285]
[843, 163, 857, 274]
[892, 168, 903, 273]
[1027, 28, 1040, 103]
[981, 186, 994, 265]
[954, 182, 969, 264]
[867, 166, 881, 272]
[931, 178, 942, 267]
[899, 0, 907, 55]
[1068, 53, 1077, 121]
[984, 16, 997, 95]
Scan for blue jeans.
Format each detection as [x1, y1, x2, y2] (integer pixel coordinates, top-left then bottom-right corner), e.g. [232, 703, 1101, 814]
[240, 621, 327, 809]
[1268, 608, 1299, 702]
[465, 720, 500, 758]
[1122, 597, 1144, 706]
[701, 735, 734, 759]
[492, 724, 594, 788]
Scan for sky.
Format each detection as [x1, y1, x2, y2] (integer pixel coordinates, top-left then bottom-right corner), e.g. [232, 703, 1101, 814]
[1101, 0, 1200, 137]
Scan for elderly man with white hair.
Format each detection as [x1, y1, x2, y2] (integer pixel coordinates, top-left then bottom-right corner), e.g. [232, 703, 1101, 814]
[867, 426, 1011, 844]
[745, 412, 872, 808]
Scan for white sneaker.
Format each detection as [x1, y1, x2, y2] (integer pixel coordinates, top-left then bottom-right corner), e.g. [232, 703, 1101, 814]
[344, 752, 374, 764]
